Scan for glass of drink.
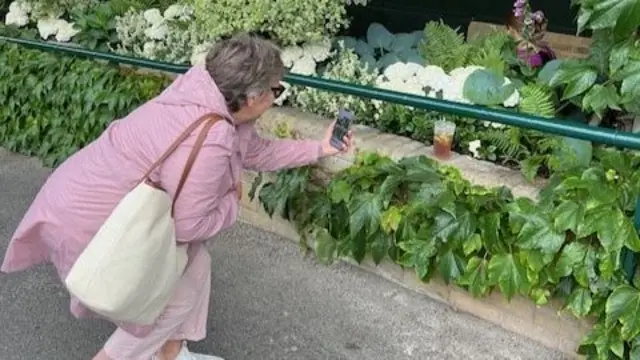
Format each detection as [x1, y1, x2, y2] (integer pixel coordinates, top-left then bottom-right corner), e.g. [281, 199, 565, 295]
[433, 119, 456, 160]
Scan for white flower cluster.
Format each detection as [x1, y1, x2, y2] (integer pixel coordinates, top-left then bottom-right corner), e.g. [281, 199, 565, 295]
[113, 4, 208, 65]
[5, 0, 80, 42]
[374, 62, 520, 108]
[290, 46, 380, 119]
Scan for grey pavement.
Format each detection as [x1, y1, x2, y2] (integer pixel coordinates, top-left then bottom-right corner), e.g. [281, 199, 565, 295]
[0, 148, 567, 360]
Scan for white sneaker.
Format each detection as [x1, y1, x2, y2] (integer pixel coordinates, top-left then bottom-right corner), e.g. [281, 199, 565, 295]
[152, 341, 225, 360]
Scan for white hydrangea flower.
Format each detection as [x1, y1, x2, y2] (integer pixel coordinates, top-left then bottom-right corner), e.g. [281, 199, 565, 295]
[9, 0, 32, 14]
[36, 18, 58, 39]
[302, 39, 332, 62]
[143, 8, 164, 25]
[290, 55, 316, 75]
[190, 43, 210, 65]
[281, 46, 304, 67]
[163, 4, 193, 21]
[55, 20, 80, 42]
[144, 23, 169, 40]
[468, 139, 482, 158]
[142, 41, 157, 58]
[415, 65, 450, 92]
[5, 9, 29, 27]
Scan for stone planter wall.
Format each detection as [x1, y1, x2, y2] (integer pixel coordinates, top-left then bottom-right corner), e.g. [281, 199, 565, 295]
[238, 106, 592, 358]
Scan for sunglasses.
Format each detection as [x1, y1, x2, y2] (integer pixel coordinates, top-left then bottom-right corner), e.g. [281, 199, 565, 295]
[270, 84, 285, 98]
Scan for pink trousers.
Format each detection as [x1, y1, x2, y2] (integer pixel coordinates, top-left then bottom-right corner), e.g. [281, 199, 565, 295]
[102, 247, 212, 360]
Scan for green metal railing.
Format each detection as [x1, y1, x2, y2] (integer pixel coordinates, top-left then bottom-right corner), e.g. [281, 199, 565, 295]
[1, 35, 639, 281]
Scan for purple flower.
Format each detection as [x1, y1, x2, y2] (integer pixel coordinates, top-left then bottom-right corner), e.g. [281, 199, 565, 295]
[513, 0, 527, 8]
[513, 8, 524, 17]
[531, 10, 545, 22]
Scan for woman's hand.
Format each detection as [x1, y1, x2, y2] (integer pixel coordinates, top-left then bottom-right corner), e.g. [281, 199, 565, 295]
[321, 120, 355, 157]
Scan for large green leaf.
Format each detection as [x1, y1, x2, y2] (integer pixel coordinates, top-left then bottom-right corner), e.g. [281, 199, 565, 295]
[397, 228, 438, 280]
[606, 285, 640, 340]
[313, 227, 337, 265]
[553, 200, 585, 233]
[349, 193, 383, 239]
[565, 287, 593, 317]
[488, 253, 528, 300]
[581, 84, 621, 118]
[550, 61, 598, 100]
[437, 247, 465, 284]
[458, 256, 490, 297]
[552, 241, 588, 280]
[462, 69, 516, 106]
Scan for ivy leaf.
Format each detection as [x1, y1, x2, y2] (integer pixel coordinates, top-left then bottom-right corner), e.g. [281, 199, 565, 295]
[579, 320, 624, 359]
[613, 0, 640, 37]
[552, 242, 588, 280]
[328, 179, 352, 203]
[397, 230, 438, 280]
[550, 60, 598, 100]
[488, 253, 528, 300]
[478, 212, 506, 254]
[437, 247, 465, 284]
[349, 193, 383, 239]
[370, 232, 393, 265]
[581, 84, 621, 118]
[553, 200, 585, 233]
[463, 233, 483, 256]
[599, 208, 640, 252]
[574, 246, 598, 288]
[609, 41, 631, 74]
[458, 256, 490, 297]
[606, 285, 640, 340]
[612, 58, 640, 99]
[516, 213, 565, 254]
[381, 206, 403, 234]
[565, 287, 593, 317]
[313, 227, 337, 265]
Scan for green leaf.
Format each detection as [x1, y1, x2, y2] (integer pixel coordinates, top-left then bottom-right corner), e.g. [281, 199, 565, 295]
[437, 248, 465, 284]
[553, 200, 585, 233]
[381, 206, 403, 234]
[397, 231, 438, 280]
[328, 179, 352, 203]
[370, 232, 393, 264]
[550, 61, 598, 99]
[349, 193, 383, 239]
[463, 233, 483, 256]
[488, 253, 528, 300]
[613, 0, 640, 37]
[565, 287, 593, 317]
[536, 59, 563, 86]
[613, 59, 640, 99]
[606, 285, 640, 340]
[553, 241, 588, 280]
[462, 69, 516, 106]
[458, 256, 490, 297]
[581, 84, 621, 117]
[515, 211, 565, 254]
[313, 227, 337, 265]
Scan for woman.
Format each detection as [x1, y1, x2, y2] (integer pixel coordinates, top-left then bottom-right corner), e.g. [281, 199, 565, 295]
[1, 34, 353, 360]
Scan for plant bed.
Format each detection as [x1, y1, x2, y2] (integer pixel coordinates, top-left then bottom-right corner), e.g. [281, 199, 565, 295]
[3, 0, 633, 184]
[247, 107, 640, 360]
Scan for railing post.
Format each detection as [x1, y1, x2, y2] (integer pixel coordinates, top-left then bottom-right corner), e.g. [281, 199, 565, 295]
[622, 197, 640, 284]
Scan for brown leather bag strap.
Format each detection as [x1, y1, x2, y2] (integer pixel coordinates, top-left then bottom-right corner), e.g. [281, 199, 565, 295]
[170, 116, 220, 216]
[141, 114, 223, 182]
[139, 113, 225, 216]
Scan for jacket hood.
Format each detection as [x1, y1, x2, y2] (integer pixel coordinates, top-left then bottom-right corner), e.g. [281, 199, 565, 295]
[154, 65, 234, 121]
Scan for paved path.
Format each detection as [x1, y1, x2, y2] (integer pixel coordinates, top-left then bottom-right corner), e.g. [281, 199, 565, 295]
[0, 149, 567, 360]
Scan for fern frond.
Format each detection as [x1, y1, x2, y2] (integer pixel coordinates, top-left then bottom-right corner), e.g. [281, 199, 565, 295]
[418, 20, 470, 72]
[468, 30, 513, 76]
[518, 84, 556, 118]
[482, 127, 525, 158]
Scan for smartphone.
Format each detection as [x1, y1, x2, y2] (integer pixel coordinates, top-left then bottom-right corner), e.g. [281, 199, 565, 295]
[330, 108, 354, 150]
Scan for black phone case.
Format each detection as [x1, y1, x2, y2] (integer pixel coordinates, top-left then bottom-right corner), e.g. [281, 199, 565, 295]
[330, 109, 354, 149]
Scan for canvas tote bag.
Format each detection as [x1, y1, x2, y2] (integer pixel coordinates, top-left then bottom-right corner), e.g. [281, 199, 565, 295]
[65, 114, 224, 325]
